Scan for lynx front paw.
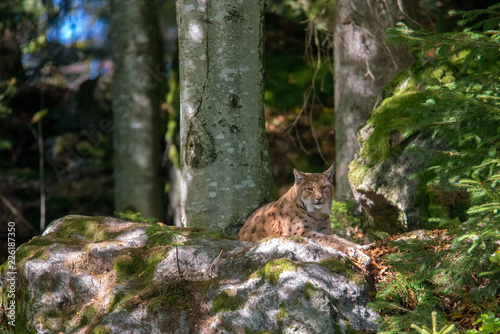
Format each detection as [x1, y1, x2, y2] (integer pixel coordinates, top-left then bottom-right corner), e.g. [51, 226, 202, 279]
[345, 247, 372, 268]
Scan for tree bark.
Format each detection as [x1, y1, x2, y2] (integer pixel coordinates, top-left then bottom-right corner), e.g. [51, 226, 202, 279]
[110, 0, 165, 220]
[334, 0, 417, 200]
[177, 0, 274, 235]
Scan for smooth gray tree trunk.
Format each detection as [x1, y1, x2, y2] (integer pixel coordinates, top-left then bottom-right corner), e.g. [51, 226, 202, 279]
[110, 0, 165, 220]
[334, 0, 417, 200]
[177, 0, 274, 236]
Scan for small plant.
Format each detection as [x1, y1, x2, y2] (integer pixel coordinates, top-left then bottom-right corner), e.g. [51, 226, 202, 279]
[371, 4, 500, 332]
[411, 311, 455, 334]
[467, 313, 500, 334]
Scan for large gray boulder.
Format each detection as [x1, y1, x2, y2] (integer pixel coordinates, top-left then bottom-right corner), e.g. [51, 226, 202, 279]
[0, 215, 378, 334]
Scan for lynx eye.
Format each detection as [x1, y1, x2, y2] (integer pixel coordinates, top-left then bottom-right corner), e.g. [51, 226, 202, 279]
[321, 185, 329, 190]
[306, 187, 313, 192]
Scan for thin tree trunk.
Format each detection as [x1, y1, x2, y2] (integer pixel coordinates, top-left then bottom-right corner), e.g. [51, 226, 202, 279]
[110, 0, 165, 220]
[177, 0, 274, 235]
[334, 0, 417, 200]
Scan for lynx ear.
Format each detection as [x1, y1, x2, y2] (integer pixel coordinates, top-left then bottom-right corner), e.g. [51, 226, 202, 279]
[293, 168, 305, 184]
[323, 163, 335, 182]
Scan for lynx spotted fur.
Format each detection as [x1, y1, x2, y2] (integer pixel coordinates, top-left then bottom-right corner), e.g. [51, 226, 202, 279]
[238, 164, 371, 266]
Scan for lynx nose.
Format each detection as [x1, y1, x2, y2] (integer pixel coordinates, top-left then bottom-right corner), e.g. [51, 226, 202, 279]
[314, 194, 323, 203]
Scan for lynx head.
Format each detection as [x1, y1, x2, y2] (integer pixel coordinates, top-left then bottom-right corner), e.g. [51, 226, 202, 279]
[293, 164, 335, 215]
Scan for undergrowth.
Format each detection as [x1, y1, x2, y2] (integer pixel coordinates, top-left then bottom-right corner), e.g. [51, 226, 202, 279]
[370, 4, 500, 333]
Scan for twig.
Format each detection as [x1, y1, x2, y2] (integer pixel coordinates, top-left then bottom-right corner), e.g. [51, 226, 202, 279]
[209, 250, 223, 275]
[175, 246, 183, 278]
[37, 119, 46, 232]
[0, 192, 38, 234]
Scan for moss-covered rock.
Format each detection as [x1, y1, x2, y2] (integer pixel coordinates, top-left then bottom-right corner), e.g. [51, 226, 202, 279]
[0, 215, 378, 333]
[349, 74, 469, 233]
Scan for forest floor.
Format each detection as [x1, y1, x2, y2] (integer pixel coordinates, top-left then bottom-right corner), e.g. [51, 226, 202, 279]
[365, 230, 483, 330]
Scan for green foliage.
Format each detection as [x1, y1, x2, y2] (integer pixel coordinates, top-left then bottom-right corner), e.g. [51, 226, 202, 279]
[371, 4, 500, 332]
[0, 79, 15, 121]
[467, 313, 500, 334]
[0, 78, 15, 154]
[330, 200, 360, 231]
[265, 52, 333, 110]
[411, 311, 455, 334]
[145, 224, 185, 247]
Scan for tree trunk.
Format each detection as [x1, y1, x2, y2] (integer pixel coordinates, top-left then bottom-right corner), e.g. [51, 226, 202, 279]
[110, 0, 165, 220]
[177, 0, 274, 236]
[334, 0, 417, 200]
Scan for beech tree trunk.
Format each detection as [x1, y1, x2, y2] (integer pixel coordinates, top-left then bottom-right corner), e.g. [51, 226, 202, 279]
[110, 0, 165, 220]
[177, 0, 274, 235]
[334, 0, 417, 200]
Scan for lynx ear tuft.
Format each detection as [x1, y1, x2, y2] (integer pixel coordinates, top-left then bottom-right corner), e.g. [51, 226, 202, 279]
[323, 163, 335, 182]
[293, 168, 305, 184]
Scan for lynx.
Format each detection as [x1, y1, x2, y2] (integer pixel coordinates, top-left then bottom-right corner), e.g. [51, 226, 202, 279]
[238, 164, 371, 266]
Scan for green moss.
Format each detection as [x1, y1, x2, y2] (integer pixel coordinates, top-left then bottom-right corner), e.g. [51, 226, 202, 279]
[245, 262, 262, 278]
[303, 281, 316, 300]
[381, 70, 420, 98]
[213, 290, 245, 313]
[14, 236, 80, 267]
[91, 325, 109, 334]
[287, 235, 307, 244]
[15, 306, 35, 333]
[114, 251, 144, 283]
[79, 304, 98, 326]
[277, 302, 288, 324]
[142, 252, 165, 282]
[359, 92, 431, 164]
[146, 224, 184, 246]
[252, 258, 299, 286]
[114, 279, 211, 315]
[333, 322, 343, 334]
[48, 216, 119, 243]
[319, 258, 365, 286]
[347, 163, 369, 189]
[108, 291, 128, 312]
